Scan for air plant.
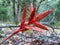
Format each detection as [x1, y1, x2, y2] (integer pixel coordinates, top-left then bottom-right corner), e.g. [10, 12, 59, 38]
[1, 3, 53, 44]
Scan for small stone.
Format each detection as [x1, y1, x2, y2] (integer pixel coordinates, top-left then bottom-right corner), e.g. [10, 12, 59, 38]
[24, 43, 30, 45]
[8, 43, 12, 45]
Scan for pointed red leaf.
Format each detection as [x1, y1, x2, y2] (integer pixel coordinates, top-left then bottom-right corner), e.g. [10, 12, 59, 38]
[20, 6, 27, 29]
[28, 7, 36, 24]
[25, 26, 42, 32]
[33, 9, 53, 21]
[33, 21, 48, 30]
[30, 3, 33, 14]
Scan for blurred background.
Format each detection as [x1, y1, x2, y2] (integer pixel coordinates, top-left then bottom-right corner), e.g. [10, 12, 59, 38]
[0, 0, 60, 45]
[0, 0, 60, 26]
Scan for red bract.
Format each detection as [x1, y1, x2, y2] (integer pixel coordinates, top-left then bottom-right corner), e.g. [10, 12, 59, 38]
[33, 21, 48, 30]
[20, 6, 27, 29]
[32, 8, 53, 21]
[1, 3, 53, 43]
[28, 7, 36, 24]
[30, 3, 33, 14]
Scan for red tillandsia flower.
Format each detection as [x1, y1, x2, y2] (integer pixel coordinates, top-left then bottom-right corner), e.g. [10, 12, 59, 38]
[1, 3, 53, 44]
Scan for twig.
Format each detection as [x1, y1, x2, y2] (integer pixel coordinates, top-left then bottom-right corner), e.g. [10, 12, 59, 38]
[0, 25, 20, 28]
[0, 25, 60, 29]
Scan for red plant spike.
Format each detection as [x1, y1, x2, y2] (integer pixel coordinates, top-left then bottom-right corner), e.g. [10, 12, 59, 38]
[28, 7, 36, 24]
[32, 8, 53, 21]
[20, 6, 27, 29]
[30, 3, 33, 15]
[1, 3, 53, 44]
[33, 21, 48, 30]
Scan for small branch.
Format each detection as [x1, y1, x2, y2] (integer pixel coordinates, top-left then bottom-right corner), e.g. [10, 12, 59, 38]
[46, 4, 54, 9]
[0, 25, 20, 28]
[37, 0, 45, 13]
[0, 25, 60, 29]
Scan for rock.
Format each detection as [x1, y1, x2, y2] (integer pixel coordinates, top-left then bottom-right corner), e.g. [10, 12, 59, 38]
[24, 43, 30, 45]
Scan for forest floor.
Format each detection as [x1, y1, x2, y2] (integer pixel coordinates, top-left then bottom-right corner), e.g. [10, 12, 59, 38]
[0, 23, 60, 45]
